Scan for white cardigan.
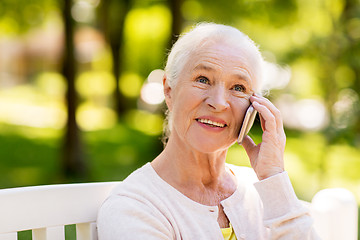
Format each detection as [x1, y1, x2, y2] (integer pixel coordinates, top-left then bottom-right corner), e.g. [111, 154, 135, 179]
[97, 163, 320, 240]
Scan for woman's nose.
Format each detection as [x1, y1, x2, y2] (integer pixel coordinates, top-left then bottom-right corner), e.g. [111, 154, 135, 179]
[205, 86, 230, 111]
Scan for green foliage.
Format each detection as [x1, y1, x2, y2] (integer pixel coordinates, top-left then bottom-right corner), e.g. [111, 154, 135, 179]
[0, 122, 161, 188]
[123, 4, 171, 74]
[0, 0, 58, 35]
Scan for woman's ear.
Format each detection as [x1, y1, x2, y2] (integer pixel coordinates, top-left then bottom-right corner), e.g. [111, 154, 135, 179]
[163, 74, 173, 111]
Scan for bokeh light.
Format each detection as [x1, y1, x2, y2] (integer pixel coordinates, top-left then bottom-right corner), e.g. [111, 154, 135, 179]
[71, 0, 97, 23]
[76, 71, 115, 97]
[276, 95, 329, 131]
[77, 102, 117, 131]
[119, 72, 143, 98]
[125, 109, 163, 136]
[296, 99, 329, 131]
[262, 61, 292, 91]
[141, 82, 164, 105]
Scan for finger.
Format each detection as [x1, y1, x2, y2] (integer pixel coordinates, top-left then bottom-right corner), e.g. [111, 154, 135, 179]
[259, 113, 265, 132]
[252, 101, 277, 133]
[251, 95, 283, 128]
[251, 95, 282, 120]
[254, 100, 286, 149]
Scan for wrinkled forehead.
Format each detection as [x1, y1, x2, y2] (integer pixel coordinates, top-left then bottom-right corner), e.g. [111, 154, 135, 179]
[185, 41, 262, 91]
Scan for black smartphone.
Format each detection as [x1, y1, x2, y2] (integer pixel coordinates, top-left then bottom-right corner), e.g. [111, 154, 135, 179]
[237, 105, 258, 145]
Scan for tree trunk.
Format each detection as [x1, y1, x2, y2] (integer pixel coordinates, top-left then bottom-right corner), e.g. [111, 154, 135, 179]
[99, 0, 131, 117]
[61, 0, 87, 179]
[169, 0, 184, 46]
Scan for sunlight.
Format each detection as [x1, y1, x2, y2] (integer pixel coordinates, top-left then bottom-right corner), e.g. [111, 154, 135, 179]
[332, 88, 359, 129]
[296, 99, 328, 130]
[0, 100, 66, 129]
[125, 110, 163, 136]
[147, 69, 164, 83]
[76, 71, 115, 97]
[0, 17, 19, 35]
[119, 72, 143, 98]
[139, 69, 165, 106]
[0, 84, 66, 129]
[290, 59, 323, 97]
[276, 95, 329, 131]
[140, 82, 164, 105]
[125, 5, 171, 40]
[35, 72, 67, 98]
[123, 5, 171, 71]
[262, 61, 291, 91]
[71, 0, 96, 23]
[334, 65, 356, 89]
[77, 102, 117, 131]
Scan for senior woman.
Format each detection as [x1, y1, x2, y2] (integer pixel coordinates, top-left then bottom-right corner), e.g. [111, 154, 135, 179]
[97, 23, 319, 240]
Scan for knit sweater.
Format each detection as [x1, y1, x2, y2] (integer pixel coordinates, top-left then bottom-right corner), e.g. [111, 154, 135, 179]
[97, 163, 320, 240]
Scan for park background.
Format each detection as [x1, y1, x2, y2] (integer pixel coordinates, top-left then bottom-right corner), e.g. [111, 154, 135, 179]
[0, 0, 359, 238]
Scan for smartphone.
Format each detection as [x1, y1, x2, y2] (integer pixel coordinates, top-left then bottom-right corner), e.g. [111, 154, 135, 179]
[237, 105, 257, 145]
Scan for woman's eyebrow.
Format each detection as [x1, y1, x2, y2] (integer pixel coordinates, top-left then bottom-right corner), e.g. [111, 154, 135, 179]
[192, 64, 215, 72]
[233, 72, 251, 84]
[192, 63, 252, 85]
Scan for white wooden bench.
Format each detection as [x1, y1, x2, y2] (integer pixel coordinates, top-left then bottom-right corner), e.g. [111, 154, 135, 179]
[0, 182, 119, 240]
[0, 182, 357, 240]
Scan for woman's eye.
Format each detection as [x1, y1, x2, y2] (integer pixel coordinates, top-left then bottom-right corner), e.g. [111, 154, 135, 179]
[233, 84, 246, 92]
[196, 76, 210, 84]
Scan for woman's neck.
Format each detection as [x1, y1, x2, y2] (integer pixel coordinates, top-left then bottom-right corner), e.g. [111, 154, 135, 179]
[151, 134, 231, 191]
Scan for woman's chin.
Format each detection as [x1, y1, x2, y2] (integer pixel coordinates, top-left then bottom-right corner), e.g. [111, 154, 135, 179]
[187, 136, 233, 154]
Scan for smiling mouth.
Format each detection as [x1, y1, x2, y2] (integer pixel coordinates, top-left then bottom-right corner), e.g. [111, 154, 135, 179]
[196, 118, 227, 128]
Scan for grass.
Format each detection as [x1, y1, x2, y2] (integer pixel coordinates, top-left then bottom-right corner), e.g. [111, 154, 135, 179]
[0, 122, 162, 189]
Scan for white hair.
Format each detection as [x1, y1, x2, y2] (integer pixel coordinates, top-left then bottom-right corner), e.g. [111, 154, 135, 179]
[165, 22, 265, 93]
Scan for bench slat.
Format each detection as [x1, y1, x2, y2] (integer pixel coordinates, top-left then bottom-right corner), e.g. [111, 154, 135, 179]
[32, 228, 46, 240]
[76, 222, 97, 240]
[46, 226, 65, 240]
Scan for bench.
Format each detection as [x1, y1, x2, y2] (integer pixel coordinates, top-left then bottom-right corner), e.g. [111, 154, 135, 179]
[0, 182, 357, 240]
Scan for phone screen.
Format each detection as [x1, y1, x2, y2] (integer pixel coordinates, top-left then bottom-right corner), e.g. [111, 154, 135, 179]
[237, 105, 257, 145]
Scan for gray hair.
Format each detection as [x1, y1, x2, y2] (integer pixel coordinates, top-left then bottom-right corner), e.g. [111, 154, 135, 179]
[165, 22, 265, 92]
[162, 22, 265, 145]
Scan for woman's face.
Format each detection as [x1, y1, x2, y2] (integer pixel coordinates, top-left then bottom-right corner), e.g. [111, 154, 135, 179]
[165, 41, 257, 153]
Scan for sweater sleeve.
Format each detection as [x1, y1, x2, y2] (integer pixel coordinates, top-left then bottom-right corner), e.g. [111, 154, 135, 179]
[97, 195, 174, 240]
[254, 172, 321, 240]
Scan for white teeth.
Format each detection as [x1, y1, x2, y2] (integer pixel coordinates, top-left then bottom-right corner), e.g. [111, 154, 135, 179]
[197, 119, 225, 128]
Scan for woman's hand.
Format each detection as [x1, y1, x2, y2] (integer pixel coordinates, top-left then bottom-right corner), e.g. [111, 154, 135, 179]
[242, 94, 286, 181]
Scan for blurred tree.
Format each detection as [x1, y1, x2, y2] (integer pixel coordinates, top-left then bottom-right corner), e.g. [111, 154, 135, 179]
[61, 0, 87, 179]
[168, 0, 184, 45]
[341, 0, 360, 138]
[97, 0, 131, 117]
[0, 0, 88, 179]
[315, 0, 360, 186]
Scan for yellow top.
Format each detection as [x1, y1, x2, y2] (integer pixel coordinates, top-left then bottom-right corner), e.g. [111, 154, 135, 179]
[221, 223, 237, 240]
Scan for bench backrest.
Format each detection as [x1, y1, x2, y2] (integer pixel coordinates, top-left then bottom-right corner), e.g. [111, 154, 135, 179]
[0, 182, 119, 240]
